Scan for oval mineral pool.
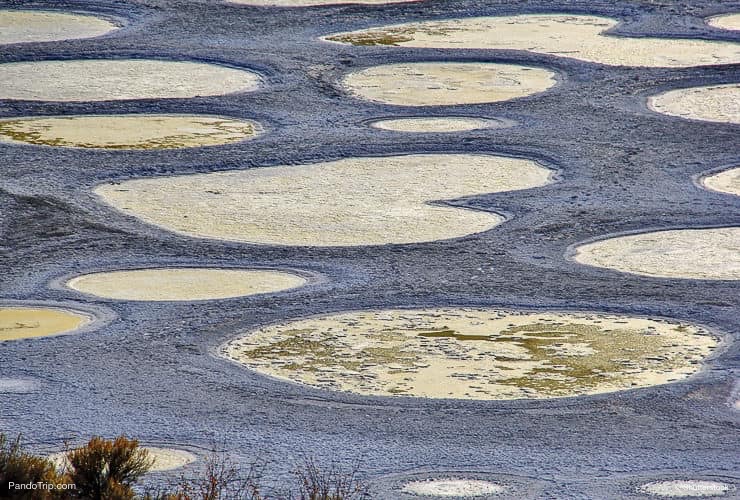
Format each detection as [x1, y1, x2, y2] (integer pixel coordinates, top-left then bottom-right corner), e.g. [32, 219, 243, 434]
[95, 154, 553, 246]
[649, 84, 739, 124]
[325, 14, 740, 68]
[0, 115, 262, 150]
[0, 60, 261, 102]
[401, 479, 504, 497]
[707, 13, 740, 31]
[341, 62, 557, 106]
[370, 117, 507, 133]
[66, 268, 307, 301]
[0, 10, 118, 45]
[701, 167, 740, 197]
[640, 480, 735, 497]
[222, 308, 718, 400]
[572, 228, 740, 280]
[0, 307, 91, 342]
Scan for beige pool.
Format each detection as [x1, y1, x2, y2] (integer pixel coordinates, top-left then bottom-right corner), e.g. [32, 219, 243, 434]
[223, 308, 718, 400]
[0, 10, 118, 45]
[95, 154, 553, 246]
[649, 84, 740, 124]
[707, 13, 740, 31]
[0, 307, 91, 342]
[0, 60, 261, 101]
[572, 228, 740, 280]
[700, 168, 740, 197]
[66, 268, 307, 301]
[370, 117, 506, 133]
[325, 14, 740, 68]
[0, 115, 262, 150]
[341, 62, 557, 106]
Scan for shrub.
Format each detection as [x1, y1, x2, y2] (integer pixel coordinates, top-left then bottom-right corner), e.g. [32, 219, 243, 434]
[63, 435, 154, 500]
[292, 457, 370, 500]
[163, 452, 264, 500]
[0, 433, 70, 499]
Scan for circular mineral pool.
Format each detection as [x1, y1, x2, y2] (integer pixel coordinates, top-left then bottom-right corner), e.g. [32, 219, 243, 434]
[0, 10, 118, 45]
[401, 478, 504, 497]
[66, 268, 307, 301]
[222, 308, 718, 400]
[95, 154, 553, 246]
[572, 228, 740, 280]
[325, 14, 740, 68]
[0, 115, 262, 149]
[0, 306, 92, 342]
[341, 62, 556, 106]
[0, 59, 261, 101]
[649, 84, 740, 124]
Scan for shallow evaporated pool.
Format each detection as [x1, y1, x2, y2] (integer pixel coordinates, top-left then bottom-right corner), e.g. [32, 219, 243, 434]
[222, 308, 719, 400]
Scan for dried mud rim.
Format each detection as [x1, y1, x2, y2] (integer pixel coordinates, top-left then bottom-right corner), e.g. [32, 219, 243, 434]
[48, 447, 196, 473]
[367, 116, 515, 133]
[639, 480, 736, 498]
[0, 305, 95, 342]
[65, 267, 309, 301]
[0, 9, 120, 45]
[222, 308, 720, 401]
[0, 114, 264, 150]
[372, 470, 548, 499]
[570, 227, 740, 280]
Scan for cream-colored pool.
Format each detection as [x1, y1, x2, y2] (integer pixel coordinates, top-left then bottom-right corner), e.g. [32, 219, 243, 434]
[572, 228, 740, 280]
[0, 60, 261, 101]
[707, 13, 740, 31]
[401, 479, 504, 497]
[66, 268, 307, 301]
[649, 84, 740, 124]
[95, 154, 553, 246]
[0, 115, 262, 149]
[325, 14, 740, 68]
[700, 168, 740, 197]
[370, 117, 505, 133]
[0, 307, 91, 342]
[0, 10, 118, 45]
[341, 62, 557, 106]
[223, 308, 718, 400]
